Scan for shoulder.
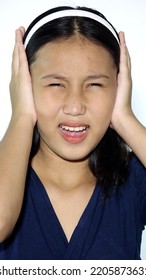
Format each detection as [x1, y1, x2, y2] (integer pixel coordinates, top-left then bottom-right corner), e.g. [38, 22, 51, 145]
[128, 153, 146, 226]
[128, 152, 146, 183]
[120, 152, 146, 199]
[127, 152, 146, 206]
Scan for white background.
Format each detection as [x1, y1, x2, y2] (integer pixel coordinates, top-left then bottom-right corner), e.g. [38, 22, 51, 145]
[0, 0, 146, 259]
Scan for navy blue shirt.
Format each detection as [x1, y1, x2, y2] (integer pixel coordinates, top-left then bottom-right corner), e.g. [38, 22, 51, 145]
[0, 155, 146, 259]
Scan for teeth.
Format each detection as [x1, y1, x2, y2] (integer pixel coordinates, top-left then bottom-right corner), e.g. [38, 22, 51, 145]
[60, 125, 88, 132]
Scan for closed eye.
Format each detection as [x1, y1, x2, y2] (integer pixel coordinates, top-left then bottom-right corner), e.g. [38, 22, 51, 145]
[49, 83, 63, 87]
[90, 83, 103, 87]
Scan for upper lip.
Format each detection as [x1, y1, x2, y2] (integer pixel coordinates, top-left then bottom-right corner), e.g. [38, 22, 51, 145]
[59, 122, 89, 128]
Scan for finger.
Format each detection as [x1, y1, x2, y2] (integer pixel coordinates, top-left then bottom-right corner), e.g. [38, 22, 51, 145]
[11, 30, 20, 77]
[119, 31, 131, 70]
[12, 28, 26, 76]
[19, 26, 25, 37]
[119, 31, 125, 45]
[118, 32, 132, 95]
[126, 46, 131, 70]
[11, 28, 29, 78]
[119, 32, 127, 67]
[14, 28, 29, 75]
[119, 31, 131, 75]
[122, 32, 131, 70]
[15, 28, 23, 44]
[17, 37, 30, 78]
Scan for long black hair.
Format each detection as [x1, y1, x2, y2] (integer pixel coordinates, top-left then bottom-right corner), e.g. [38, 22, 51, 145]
[24, 6, 130, 199]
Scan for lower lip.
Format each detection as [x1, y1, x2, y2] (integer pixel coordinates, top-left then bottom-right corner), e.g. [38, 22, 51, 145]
[59, 127, 89, 143]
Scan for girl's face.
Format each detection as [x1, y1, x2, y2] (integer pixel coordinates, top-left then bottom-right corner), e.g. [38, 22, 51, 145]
[31, 37, 117, 161]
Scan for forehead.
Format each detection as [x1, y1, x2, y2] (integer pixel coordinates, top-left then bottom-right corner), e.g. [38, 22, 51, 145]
[35, 36, 111, 57]
[31, 36, 116, 73]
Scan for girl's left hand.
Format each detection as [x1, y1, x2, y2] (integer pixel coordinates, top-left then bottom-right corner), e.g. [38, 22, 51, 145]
[110, 31, 133, 130]
[111, 32, 146, 167]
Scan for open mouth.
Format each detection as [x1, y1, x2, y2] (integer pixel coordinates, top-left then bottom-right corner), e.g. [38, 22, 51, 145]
[58, 124, 89, 143]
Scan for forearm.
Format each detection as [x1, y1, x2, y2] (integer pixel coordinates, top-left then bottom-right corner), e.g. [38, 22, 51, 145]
[0, 115, 34, 241]
[113, 111, 146, 167]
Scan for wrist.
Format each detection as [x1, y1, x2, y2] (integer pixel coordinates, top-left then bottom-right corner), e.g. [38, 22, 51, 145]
[11, 113, 36, 129]
[8, 114, 36, 140]
[111, 108, 134, 132]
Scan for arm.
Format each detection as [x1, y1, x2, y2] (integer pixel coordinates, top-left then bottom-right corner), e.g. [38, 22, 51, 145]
[111, 32, 146, 168]
[0, 27, 37, 242]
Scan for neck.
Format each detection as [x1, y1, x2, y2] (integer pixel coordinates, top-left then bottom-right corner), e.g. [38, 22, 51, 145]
[31, 141, 96, 191]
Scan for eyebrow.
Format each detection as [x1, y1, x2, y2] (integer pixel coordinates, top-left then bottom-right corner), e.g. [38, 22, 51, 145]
[41, 74, 69, 82]
[41, 74, 110, 81]
[84, 74, 110, 81]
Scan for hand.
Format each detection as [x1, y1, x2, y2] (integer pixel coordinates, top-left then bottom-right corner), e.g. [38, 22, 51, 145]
[110, 32, 133, 130]
[9, 27, 37, 125]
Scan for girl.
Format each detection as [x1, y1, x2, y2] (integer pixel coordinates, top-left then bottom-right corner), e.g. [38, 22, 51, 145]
[0, 6, 146, 259]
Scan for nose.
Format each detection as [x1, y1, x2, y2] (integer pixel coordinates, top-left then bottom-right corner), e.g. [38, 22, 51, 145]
[63, 91, 86, 116]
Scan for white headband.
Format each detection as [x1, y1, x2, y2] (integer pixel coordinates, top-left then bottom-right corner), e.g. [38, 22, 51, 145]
[24, 9, 119, 47]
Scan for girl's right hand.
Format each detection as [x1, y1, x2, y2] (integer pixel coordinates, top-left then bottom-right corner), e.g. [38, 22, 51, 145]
[9, 27, 37, 125]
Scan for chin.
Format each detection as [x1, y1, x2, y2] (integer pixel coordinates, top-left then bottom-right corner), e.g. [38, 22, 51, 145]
[58, 150, 90, 162]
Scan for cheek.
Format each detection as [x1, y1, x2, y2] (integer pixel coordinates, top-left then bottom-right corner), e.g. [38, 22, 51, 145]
[33, 91, 62, 122]
[91, 95, 116, 144]
[91, 91, 116, 119]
